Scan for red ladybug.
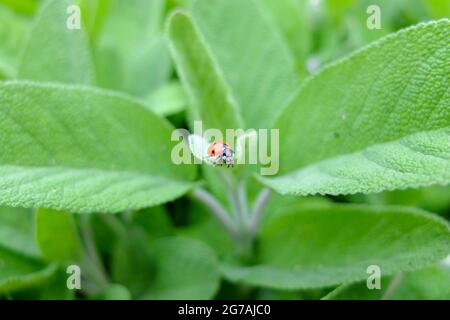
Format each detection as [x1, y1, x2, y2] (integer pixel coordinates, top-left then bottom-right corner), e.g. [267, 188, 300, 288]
[207, 141, 234, 167]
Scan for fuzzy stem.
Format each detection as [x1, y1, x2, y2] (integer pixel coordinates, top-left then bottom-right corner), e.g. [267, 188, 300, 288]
[249, 188, 271, 239]
[190, 187, 239, 239]
[79, 216, 109, 289]
[381, 272, 404, 300]
[237, 181, 249, 224]
[227, 190, 240, 224]
[100, 213, 127, 236]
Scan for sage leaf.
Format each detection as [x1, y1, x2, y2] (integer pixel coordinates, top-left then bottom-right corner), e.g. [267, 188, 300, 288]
[0, 81, 196, 213]
[222, 204, 450, 289]
[261, 19, 450, 196]
[18, 0, 95, 84]
[35, 208, 82, 262]
[323, 262, 450, 300]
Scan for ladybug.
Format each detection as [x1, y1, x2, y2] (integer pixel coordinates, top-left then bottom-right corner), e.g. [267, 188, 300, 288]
[207, 141, 234, 167]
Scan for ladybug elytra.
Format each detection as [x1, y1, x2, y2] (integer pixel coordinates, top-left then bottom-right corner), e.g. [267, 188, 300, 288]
[207, 141, 234, 167]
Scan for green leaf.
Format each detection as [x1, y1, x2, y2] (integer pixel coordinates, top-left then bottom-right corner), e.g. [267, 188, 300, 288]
[0, 4, 29, 74]
[384, 186, 450, 214]
[94, 0, 170, 97]
[347, 185, 450, 217]
[168, 0, 299, 130]
[324, 263, 450, 300]
[143, 237, 220, 299]
[18, 0, 95, 84]
[92, 284, 131, 300]
[257, 287, 329, 300]
[122, 37, 172, 97]
[342, 1, 392, 48]
[424, 0, 450, 19]
[167, 10, 242, 133]
[147, 81, 186, 116]
[221, 204, 450, 290]
[78, 0, 109, 42]
[96, 0, 163, 51]
[190, 0, 299, 129]
[35, 208, 82, 262]
[112, 233, 221, 300]
[0, 207, 56, 294]
[0, 0, 38, 15]
[36, 267, 75, 300]
[0, 246, 56, 293]
[90, 213, 119, 258]
[261, 19, 450, 196]
[0, 81, 196, 213]
[131, 206, 175, 239]
[177, 215, 235, 259]
[258, 0, 311, 76]
[0, 207, 39, 258]
[111, 227, 155, 298]
[260, 193, 332, 227]
[12, 265, 76, 300]
[0, 61, 15, 79]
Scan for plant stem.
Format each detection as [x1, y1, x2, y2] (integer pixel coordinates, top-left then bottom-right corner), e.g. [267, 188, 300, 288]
[381, 272, 404, 300]
[80, 255, 106, 295]
[190, 187, 239, 239]
[227, 191, 240, 224]
[99, 213, 127, 236]
[79, 216, 109, 290]
[249, 188, 271, 239]
[227, 184, 248, 229]
[237, 181, 249, 225]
